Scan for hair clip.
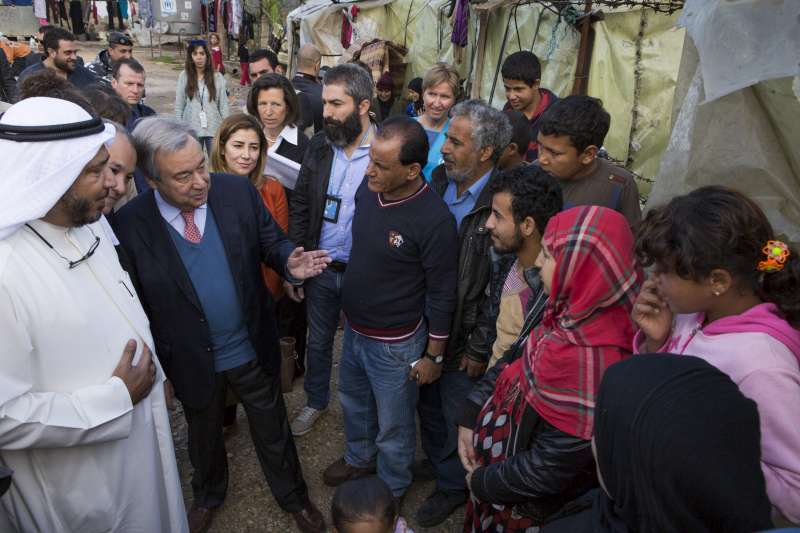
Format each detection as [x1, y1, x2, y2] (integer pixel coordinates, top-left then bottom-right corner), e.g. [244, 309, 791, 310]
[757, 240, 790, 273]
[188, 39, 207, 47]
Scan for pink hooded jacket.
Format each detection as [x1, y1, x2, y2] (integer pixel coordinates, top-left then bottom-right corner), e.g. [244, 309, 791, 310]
[634, 303, 800, 523]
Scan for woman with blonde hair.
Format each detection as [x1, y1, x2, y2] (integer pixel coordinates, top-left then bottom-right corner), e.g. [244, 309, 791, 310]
[176, 39, 230, 154]
[211, 113, 288, 300]
[416, 62, 460, 180]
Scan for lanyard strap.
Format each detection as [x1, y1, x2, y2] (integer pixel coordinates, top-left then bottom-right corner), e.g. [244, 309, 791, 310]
[327, 125, 373, 197]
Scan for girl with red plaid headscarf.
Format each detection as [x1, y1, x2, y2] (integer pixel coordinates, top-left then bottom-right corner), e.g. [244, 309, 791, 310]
[459, 206, 642, 533]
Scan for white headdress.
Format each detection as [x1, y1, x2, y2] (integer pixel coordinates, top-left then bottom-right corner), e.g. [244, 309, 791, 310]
[0, 97, 116, 240]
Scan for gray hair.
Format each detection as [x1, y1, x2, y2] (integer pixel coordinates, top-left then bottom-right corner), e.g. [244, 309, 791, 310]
[131, 117, 198, 180]
[104, 119, 132, 142]
[450, 99, 513, 164]
[322, 63, 374, 107]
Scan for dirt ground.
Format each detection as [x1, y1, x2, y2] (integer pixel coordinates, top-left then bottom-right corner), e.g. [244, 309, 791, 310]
[75, 41, 466, 533]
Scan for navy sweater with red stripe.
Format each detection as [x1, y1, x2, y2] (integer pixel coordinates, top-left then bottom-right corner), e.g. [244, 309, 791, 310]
[342, 180, 458, 341]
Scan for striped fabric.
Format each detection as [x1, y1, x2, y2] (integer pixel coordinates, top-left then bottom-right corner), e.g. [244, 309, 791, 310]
[520, 206, 642, 439]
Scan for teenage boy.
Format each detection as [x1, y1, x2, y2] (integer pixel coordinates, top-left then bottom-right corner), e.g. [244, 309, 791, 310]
[537, 95, 641, 228]
[501, 51, 559, 162]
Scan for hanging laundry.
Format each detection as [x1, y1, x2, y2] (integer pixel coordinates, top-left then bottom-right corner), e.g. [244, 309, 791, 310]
[208, 0, 216, 32]
[33, 0, 47, 20]
[451, 0, 469, 48]
[231, 0, 242, 37]
[341, 5, 358, 49]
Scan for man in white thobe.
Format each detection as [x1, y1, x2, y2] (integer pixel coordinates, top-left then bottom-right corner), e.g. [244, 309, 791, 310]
[0, 97, 189, 532]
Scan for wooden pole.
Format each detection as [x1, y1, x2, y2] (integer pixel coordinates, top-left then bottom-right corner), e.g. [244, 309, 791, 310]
[571, 0, 594, 95]
[470, 10, 490, 99]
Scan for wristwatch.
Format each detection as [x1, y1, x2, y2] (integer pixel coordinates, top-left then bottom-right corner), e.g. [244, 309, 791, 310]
[425, 352, 444, 364]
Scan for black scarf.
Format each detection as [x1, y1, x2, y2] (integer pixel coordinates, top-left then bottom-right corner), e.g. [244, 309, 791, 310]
[544, 354, 773, 533]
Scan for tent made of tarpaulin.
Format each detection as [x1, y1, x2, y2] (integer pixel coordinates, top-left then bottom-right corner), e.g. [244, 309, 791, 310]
[286, 0, 686, 195]
[647, 0, 800, 243]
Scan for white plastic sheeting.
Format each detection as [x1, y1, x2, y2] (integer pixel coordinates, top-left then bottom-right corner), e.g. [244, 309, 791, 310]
[678, 0, 800, 104]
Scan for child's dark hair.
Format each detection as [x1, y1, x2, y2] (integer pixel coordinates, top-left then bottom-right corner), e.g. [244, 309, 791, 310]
[504, 109, 531, 157]
[331, 476, 396, 532]
[636, 186, 800, 326]
[538, 95, 610, 153]
[490, 164, 563, 232]
[501, 51, 541, 87]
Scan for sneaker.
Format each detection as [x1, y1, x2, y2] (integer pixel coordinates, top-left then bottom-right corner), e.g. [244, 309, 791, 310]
[322, 457, 376, 487]
[291, 406, 326, 437]
[415, 489, 467, 528]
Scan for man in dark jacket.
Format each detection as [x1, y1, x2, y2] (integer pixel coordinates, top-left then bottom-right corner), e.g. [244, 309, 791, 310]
[18, 28, 97, 89]
[292, 43, 324, 134]
[501, 51, 559, 162]
[114, 117, 329, 533]
[416, 99, 513, 527]
[288, 64, 377, 437]
[87, 31, 133, 84]
[111, 58, 155, 131]
[0, 49, 18, 104]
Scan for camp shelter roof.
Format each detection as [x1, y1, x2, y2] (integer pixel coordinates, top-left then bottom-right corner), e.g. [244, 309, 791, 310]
[285, 0, 686, 197]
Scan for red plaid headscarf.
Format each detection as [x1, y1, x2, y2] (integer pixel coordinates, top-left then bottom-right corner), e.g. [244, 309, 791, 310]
[520, 206, 642, 439]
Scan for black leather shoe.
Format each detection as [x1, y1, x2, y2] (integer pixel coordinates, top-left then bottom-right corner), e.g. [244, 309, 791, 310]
[415, 489, 467, 527]
[322, 457, 376, 487]
[292, 501, 326, 533]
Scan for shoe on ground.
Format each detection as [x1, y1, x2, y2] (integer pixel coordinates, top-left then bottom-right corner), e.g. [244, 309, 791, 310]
[322, 457, 377, 487]
[411, 458, 436, 482]
[187, 505, 216, 533]
[292, 501, 327, 533]
[291, 406, 326, 437]
[415, 489, 467, 528]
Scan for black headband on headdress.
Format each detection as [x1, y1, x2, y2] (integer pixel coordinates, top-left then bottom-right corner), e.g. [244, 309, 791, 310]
[0, 116, 105, 142]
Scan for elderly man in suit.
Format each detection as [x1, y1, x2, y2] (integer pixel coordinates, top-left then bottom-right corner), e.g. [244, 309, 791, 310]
[114, 117, 329, 533]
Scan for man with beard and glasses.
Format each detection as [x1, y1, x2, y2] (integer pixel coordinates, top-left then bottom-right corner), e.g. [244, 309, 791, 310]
[18, 27, 97, 88]
[0, 97, 188, 532]
[288, 63, 377, 438]
[481, 165, 562, 369]
[415, 99, 513, 528]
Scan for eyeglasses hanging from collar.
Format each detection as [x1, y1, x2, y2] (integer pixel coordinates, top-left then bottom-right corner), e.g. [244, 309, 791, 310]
[25, 223, 101, 269]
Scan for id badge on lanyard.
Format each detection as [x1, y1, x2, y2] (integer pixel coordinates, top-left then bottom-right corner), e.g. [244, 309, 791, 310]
[198, 85, 208, 129]
[323, 195, 342, 223]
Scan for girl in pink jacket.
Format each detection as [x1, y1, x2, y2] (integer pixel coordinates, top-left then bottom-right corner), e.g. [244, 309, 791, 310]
[632, 186, 800, 524]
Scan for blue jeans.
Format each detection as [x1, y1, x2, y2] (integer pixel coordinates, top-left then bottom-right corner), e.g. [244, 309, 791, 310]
[303, 269, 344, 410]
[418, 369, 477, 493]
[339, 324, 427, 496]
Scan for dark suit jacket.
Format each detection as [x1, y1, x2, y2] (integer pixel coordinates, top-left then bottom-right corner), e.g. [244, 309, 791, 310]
[292, 72, 323, 133]
[114, 173, 295, 409]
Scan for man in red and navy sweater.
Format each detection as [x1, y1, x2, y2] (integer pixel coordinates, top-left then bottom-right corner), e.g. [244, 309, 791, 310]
[322, 117, 458, 499]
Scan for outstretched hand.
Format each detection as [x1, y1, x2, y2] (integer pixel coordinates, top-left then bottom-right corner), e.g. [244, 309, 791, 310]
[286, 247, 332, 280]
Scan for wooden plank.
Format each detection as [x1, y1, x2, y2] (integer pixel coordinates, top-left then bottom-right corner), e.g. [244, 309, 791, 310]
[470, 10, 490, 99]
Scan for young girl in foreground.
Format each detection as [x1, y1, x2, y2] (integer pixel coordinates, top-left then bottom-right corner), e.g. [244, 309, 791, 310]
[331, 476, 414, 533]
[633, 185, 800, 523]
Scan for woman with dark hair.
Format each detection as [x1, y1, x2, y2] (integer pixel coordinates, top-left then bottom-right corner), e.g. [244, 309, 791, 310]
[247, 73, 309, 196]
[633, 185, 800, 523]
[541, 354, 774, 533]
[247, 73, 310, 381]
[175, 39, 230, 154]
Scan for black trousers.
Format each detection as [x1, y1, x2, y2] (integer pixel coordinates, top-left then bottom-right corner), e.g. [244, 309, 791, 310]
[182, 359, 309, 512]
